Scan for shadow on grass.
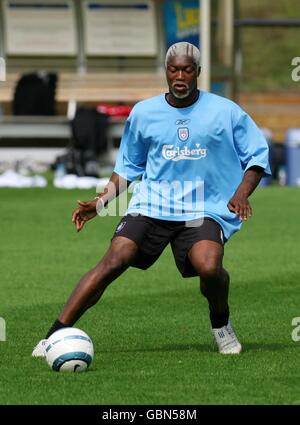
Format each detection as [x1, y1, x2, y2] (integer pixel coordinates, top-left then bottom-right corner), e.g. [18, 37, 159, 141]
[242, 342, 296, 352]
[99, 343, 213, 353]
[99, 341, 297, 354]
[8, 303, 296, 357]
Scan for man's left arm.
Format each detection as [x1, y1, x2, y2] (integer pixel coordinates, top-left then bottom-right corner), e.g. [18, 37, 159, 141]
[227, 165, 264, 221]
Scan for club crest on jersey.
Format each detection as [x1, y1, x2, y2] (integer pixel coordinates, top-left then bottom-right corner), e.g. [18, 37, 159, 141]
[178, 127, 189, 141]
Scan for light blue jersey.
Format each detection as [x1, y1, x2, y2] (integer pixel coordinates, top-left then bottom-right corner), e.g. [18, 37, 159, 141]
[114, 91, 271, 240]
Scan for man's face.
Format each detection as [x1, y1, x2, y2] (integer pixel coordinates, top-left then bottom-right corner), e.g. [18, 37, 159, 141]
[166, 55, 199, 99]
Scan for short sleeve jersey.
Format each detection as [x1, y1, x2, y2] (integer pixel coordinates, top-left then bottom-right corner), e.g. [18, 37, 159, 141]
[114, 91, 271, 240]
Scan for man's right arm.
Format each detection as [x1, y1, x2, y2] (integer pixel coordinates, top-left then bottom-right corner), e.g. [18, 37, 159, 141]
[72, 172, 130, 232]
[95, 172, 131, 212]
[73, 107, 147, 232]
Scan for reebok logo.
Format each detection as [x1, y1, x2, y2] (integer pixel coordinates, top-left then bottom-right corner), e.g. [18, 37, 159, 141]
[175, 119, 191, 125]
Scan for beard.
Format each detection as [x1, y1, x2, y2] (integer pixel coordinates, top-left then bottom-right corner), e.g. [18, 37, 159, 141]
[170, 86, 191, 99]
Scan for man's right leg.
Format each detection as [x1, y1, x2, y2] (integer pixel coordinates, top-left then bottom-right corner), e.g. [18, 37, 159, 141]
[32, 236, 138, 356]
[188, 240, 242, 355]
[58, 236, 138, 326]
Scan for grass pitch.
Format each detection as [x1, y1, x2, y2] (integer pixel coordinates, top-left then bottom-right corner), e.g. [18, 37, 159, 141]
[0, 185, 299, 405]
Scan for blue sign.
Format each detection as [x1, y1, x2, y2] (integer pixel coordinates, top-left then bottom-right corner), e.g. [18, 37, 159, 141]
[164, 0, 200, 48]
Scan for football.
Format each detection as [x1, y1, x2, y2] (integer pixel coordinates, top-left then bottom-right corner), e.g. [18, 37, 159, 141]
[45, 327, 94, 372]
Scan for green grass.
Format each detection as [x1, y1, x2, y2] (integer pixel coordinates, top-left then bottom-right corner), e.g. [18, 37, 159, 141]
[239, 0, 300, 93]
[0, 185, 300, 404]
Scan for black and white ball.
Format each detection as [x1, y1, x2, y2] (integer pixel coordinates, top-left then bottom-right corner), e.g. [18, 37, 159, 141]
[45, 328, 94, 372]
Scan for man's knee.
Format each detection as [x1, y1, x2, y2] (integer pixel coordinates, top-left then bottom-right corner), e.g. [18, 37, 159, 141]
[195, 259, 222, 281]
[101, 252, 130, 274]
[188, 240, 223, 281]
[97, 237, 138, 277]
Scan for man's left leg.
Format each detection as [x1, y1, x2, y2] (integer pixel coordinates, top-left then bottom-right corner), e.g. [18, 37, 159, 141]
[188, 240, 242, 354]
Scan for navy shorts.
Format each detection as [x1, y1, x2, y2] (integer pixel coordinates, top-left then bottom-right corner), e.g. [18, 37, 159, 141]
[112, 215, 225, 277]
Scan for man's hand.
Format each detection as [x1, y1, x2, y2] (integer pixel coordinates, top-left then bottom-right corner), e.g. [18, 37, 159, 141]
[72, 200, 97, 232]
[227, 194, 252, 221]
[71, 172, 130, 233]
[227, 166, 264, 221]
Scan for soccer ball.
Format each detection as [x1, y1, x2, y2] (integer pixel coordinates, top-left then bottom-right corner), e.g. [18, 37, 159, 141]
[45, 327, 94, 372]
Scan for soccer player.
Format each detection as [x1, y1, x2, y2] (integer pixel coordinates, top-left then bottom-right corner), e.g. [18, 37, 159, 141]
[32, 42, 270, 356]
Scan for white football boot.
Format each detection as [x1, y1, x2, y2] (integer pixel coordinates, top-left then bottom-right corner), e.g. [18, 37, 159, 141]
[32, 339, 47, 357]
[211, 320, 242, 354]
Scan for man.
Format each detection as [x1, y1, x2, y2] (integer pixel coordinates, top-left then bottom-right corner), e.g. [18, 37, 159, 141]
[32, 42, 270, 357]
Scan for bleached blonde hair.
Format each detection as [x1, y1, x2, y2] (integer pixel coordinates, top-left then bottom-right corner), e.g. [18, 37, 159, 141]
[165, 42, 201, 69]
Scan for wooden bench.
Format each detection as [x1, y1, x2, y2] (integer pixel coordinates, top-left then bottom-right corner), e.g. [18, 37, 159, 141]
[0, 71, 167, 163]
[0, 116, 71, 139]
[0, 71, 168, 107]
[0, 115, 125, 139]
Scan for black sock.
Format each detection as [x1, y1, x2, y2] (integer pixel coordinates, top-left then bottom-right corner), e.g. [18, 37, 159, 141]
[209, 306, 229, 328]
[45, 319, 70, 339]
